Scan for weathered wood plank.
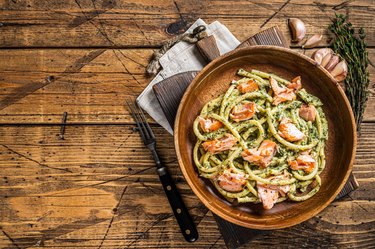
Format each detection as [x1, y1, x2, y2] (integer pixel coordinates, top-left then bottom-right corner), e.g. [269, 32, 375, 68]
[0, 123, 374, 248]
[0, 0, 374, 47]
[0, 123, 372, 190]
[0, 1, 373, 248]
[0, 48, 151, 124]
[0, 48, 374, 124]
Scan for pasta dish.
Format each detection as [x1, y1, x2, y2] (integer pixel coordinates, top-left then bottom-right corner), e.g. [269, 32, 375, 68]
[193, 69, 328, 209]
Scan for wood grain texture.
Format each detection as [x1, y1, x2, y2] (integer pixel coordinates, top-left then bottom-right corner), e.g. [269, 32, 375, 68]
[0, 0, 374, 47]
[0, 124, 373, 248]
[0, 0, 374, 248]
[0, 48, 374, 124]
[237, 26, 288, 48]
[153, 71, 198, 127]
[196, 35, 221, 62]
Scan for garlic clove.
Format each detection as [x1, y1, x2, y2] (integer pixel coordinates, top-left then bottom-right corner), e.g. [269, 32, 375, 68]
[302, 34, 323, 48]
[331, 60, 347, 77]
[331, 60, 348, 82]
[325, 55, 340, 72]
[312, 48, 333, 65]
[321, 52, 332, 68]
[288, 18, 306, 42]
[313, 53, 323, 65]
[335, 72, 347, 82]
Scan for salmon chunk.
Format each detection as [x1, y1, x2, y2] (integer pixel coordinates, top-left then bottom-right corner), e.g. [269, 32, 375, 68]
[257, 184, 279, 209]
[238, 79, 259, 93]
[217, 170, 246, 192]
[198, 116, 223, 132]
[278, 118, 304, 142]
[299, 104, 317, 122]
[257, 174, 291, 209]
[270, 76, 301, 105]
[288, 76, 302, 90]
[241, 140, 277, 167]
[273, 89, 296, 106]
[230, 102, 257, 122]
[289, 154, 316, 173]
[202, 133, 237, 154]
[270, 76, 285, 95]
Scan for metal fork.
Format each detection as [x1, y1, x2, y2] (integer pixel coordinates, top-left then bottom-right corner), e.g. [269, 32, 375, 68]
[126, 99, 198, 242]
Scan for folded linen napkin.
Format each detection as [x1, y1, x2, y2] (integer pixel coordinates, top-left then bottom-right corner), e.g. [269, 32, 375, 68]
[137, 19, 240, 134]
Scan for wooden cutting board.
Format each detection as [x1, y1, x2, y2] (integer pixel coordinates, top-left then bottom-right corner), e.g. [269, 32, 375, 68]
[152, 26, 359, 249]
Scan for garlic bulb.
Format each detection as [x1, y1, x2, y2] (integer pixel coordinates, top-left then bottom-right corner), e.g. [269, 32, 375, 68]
[302, 34, 323, 48]
[288, 18, 306, 42]
[311, 48, 348, 82]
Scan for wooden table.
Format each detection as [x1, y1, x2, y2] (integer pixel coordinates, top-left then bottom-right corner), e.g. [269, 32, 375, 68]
[0, 1, 374, 248]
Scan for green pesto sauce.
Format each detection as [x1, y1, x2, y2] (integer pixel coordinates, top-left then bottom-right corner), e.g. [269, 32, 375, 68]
[192, 69, 328, 206]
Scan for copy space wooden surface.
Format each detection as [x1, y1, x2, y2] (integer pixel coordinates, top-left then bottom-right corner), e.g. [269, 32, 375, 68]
[0, 0, 374, 248]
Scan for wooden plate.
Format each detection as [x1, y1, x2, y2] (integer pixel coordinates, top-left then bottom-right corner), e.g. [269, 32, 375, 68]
[174, 46, 356, 230]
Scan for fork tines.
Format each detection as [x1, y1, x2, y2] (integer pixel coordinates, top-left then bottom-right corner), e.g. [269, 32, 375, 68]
[125, 99, 155, 144]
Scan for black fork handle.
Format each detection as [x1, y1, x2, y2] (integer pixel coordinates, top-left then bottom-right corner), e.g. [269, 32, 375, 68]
[156, 167, 199, 242]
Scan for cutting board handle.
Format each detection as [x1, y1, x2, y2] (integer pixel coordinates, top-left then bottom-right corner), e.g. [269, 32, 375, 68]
[196, 26, 290, 63]
[196, 35, 221, 62]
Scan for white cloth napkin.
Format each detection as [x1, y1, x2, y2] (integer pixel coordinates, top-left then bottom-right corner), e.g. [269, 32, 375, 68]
[137, 19, 240, 134]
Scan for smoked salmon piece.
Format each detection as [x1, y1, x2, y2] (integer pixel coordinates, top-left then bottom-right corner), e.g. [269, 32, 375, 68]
[198, 117, 223, 132]
[288, 76, 302, 90]
[230, 102, 257, 122]
[273, 90, 296, 105]
[278, 118, 304, 142]
[270, 76, 302, 105]
[299, 104, 317, 122]
[257, 184, 279, 209]
[241, 140, 277, 167]
[270, 76, 286, 95]
[257, 173, 291, 209]
[238, 79, 259, 93]
[217, 170, 246, 192]
[289, 154, 316, 173]
[202, 133, 237, 154]
[277, 184, 291, 197]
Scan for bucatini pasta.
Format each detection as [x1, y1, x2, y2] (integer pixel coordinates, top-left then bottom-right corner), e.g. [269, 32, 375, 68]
[193, 69, 328, 210]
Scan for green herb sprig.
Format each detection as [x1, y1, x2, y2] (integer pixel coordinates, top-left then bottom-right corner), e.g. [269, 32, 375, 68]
[329, 14, 370, 131]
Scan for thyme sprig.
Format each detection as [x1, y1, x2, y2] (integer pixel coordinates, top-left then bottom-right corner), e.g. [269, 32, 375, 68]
[329, 14, 370, 131]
